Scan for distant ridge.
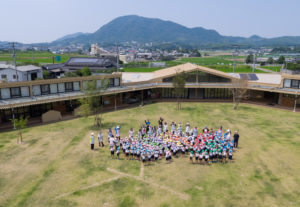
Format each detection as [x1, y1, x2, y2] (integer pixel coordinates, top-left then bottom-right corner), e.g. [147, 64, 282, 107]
[5, 15, 300, 48]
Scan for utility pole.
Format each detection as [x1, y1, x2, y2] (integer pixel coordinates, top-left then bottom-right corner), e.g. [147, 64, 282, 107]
[11, 42, 18, 81]
[32, 46, 34, 62]
[116, 43, 120, 72]
[233, 45, 238, 73]
[252, 53, 256, 73]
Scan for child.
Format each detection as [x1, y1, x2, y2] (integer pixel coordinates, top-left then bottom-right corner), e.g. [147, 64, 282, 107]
[98, 131, 104, 147]
[90, 132, 95, 150]
[163, 122, 168, 133]
[115, 125, 121, 140]
[204, 151, 208, 164]
[195, 149, 199, 163]
[129, 128, 134, 139]
[199, 152, 204, 164]
[228, 149, 233, 162]
[185, 123, 190, 136]
[171, 122, 176, 135]
[189, 148, 194, 163]
[157, 125, 162, 135]
[222, 149, 227, 163]
[116, 145, 120, 160]
[138, 129, 142, 139]
[141, 152, 146, 164]
[110, 146, 114, 158]
[193, 127, 198, 137]
[108, 128, 113, 142]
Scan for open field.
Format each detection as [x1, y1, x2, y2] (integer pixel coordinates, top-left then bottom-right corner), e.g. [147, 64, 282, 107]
[0, 51, 87, 65]
[180, 57, 234, 66]
[0, 102, 299, 207]
[210, 65, 267, 73]
[261, 66, 282, 72]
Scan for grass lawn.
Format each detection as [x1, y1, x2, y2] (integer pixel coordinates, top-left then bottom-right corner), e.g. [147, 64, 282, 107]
[261, 66, 282, 72]
[0, 103, 300, 207]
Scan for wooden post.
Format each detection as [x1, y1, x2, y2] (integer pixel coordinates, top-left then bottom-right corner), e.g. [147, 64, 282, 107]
[141, 90, 144, 106]
[293, 94, 298, 112]
[29, 85, 33, 97]
[114, 94, 117, 111]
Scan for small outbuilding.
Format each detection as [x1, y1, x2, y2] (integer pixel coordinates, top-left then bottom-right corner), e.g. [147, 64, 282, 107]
[41, 110, 62, 123]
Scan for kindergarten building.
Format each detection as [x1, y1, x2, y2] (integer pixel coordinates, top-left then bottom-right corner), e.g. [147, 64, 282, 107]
[0, 63, 299, 128]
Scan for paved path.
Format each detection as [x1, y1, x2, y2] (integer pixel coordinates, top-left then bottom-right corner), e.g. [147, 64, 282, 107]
[53, 167, 189, 201]
[53, 175, 122, 200]
[139, 162, 144, 177]
[256, 67, 279, 73]
[107, 168, 189, 200]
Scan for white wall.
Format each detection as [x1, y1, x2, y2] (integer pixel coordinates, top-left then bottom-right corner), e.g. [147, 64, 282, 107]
[0, 68, 43, 82]
[0, 68, 24, 82]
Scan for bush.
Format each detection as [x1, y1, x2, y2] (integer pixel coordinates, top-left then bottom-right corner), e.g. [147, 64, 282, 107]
[42, 70, 51, 79]
[287, 63, 300, 71]
[81, 67, 91, 76]
[65, 72, 79, 77]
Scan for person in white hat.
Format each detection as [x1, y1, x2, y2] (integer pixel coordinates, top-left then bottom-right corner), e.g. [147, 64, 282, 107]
[90, 132, 95, 150]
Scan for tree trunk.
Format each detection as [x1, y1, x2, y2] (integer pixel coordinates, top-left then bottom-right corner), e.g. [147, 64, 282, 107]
[19, 130, 23, 143]
[179, 99, 181, 110]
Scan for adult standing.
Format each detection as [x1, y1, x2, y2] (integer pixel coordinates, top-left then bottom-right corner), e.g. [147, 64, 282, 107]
[90, 132, 95, 150]
[158, 117, 164, 128]
[233, 131, 240, 148]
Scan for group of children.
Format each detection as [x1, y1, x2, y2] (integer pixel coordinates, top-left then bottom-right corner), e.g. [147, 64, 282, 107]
[90, 118, 238, 165]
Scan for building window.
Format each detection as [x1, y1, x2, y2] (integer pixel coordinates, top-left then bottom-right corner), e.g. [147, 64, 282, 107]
[109, 78, 114, 87]
[41, 84, 50, 95]
[11, 87, 21, 97]
[291, 80, 299, 88]
[65, 82, 73, 92]
[283, 79, 291, 88]
[114, 78, 120, 86]
[13, 75, 18, 79]
[1, 74, 7, 79]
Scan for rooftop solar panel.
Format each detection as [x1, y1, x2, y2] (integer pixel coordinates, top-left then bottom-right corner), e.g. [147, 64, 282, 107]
[69, 58, 99, 63]
[248, 74, 258, 81]
[239, 74, 248, 80]
[239, 73, 258, 81]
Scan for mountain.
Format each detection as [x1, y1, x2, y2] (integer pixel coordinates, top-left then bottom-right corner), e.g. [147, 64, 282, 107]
[49, 15, 300, 48]
[54, 32, 90, 42]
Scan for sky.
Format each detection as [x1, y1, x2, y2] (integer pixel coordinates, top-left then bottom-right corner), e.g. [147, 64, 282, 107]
[1, 0, 300, 43]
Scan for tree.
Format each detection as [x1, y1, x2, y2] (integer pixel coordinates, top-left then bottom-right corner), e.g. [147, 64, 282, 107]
[80, 67, 92, 76]
[266, 57, 274, 64]
[65, 72, 79, 77]
[191, 50, 201, 57]
[43, 70, 51, 79]
[277, 56, 285, 64]
[245, 54, 254, 64]
[77, 79, 108, 128]
[10, 115, 28, 144]
[172, 70, 186, 110]
[230, 78, 249, 110]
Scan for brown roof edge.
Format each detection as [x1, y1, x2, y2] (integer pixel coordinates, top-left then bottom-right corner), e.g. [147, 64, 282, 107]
[152, 63, 238, 80]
